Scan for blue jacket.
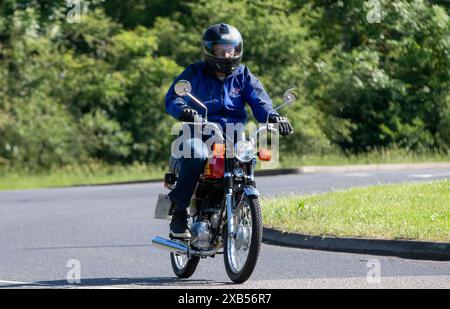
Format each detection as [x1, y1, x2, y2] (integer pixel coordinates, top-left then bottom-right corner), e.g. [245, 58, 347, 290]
[165, 61, 279, 130]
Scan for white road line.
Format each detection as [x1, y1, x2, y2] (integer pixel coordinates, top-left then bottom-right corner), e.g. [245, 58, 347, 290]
[343, 173, 371, 177]
[411, 174, 433, 178]
[98, 276, 450, 289]
[410, 173, 450, 179]
[0, 280, 32, 285]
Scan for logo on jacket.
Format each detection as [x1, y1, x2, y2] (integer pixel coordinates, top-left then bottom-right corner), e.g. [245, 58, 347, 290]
[229, 87, 241, 98]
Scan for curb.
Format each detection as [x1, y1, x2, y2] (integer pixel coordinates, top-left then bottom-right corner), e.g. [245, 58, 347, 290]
[66, 162, 450, 188]
[263, 162, 450, 175]
[297, 162, 450, 174]
[69, 178, 163, 188]
[262, 228, 450, 261]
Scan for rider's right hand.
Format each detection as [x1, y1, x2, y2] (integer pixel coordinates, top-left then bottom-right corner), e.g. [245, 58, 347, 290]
[179, 108, 198, 122]
[269, 115, 294, 136]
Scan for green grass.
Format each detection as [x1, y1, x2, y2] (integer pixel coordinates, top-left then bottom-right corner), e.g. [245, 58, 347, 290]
[278, 148, 450, 168]
[0, 162, 165, 190]
[254, 147, 450, 170]
[1, 148, 449, 191]
[262, 180, 450, 242]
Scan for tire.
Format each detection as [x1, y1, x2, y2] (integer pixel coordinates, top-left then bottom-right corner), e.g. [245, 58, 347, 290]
[170, 253, 200, 279]
[224, 195, 262, 284]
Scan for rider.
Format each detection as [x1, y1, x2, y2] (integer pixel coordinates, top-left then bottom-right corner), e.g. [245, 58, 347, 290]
[165, 23, 293, 239]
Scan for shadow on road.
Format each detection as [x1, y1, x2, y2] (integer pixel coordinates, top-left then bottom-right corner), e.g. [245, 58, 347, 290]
[0, 277, 234, 289]
[24, 244, 152, 251]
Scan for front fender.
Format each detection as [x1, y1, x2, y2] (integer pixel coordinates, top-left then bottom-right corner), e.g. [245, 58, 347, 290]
[243, 185, 259, 198]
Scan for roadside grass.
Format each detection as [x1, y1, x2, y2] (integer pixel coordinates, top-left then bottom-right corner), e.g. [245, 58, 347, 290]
[0, 162, 165, 190]
[278, 148, 450, 168]
[261, 180, 450, 242]
[1, 147, 449, 190]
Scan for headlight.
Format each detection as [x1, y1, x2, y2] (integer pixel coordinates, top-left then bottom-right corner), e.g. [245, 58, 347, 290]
[234, 140, 255, 163]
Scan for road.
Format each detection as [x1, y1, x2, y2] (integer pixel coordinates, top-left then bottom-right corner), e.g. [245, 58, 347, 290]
[0, 167, 449, 288]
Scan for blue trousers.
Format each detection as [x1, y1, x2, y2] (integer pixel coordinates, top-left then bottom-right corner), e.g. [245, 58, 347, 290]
[168, 138, 209, 212]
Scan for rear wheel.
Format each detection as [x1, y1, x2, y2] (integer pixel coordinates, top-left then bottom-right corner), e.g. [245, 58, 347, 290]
[224, 194, 262, 283]
[170, 253, 200, 279]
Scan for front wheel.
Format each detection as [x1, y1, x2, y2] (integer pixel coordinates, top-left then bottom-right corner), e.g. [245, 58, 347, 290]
[170, 253, 200, 279]
[224, 195, 262, 283]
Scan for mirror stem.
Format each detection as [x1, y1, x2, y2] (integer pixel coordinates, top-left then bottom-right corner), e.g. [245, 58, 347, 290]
[186, 92, 208, 121]
[273, 101, 291, 113]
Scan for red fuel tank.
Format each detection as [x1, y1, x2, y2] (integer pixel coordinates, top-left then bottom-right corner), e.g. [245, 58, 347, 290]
[202, 144, 225, 179]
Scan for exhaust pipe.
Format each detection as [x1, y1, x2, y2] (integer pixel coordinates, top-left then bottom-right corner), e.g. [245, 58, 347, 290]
[152, 236, 188, 255]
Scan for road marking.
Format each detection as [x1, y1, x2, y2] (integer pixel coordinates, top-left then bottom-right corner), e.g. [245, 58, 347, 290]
[411, 174, 433, 179]
[82, 286, 126, 289]
[242, 276, 450, 289]
[0, 280, 32, 285]
[410, 173, 450, 179]
[79, 276, 450, 289]
[343, 173, 371, 177]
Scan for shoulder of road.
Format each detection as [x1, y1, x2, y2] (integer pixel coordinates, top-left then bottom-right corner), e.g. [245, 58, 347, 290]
[263, 228, 450, 261]
[255, 162, 450, 176]
[75, 162, 450, 261]
[260, 162, 450, 261]
[73, 162, 450, 187]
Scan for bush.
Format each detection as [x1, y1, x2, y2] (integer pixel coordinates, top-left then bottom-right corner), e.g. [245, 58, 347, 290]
[306, 0, 450, 152]
[0, 0, 448, 172]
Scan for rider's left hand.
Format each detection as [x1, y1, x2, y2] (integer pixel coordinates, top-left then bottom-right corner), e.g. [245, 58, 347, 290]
[269, 115, 294, 136]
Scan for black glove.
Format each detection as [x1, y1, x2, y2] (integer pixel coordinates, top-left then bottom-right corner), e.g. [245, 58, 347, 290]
[269, 115, 294, 136]
[179, 108, 198, 122]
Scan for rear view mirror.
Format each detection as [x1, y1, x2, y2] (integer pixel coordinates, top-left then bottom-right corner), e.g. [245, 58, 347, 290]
[173, 80, 209, 121]
[272, 88, 298, 115]
[174, 80, 192, 96]
[282, 89, 297, 106]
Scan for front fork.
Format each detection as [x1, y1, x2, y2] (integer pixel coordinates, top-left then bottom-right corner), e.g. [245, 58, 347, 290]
[225, 159, 257, 239]
[225, 171, 235, 238]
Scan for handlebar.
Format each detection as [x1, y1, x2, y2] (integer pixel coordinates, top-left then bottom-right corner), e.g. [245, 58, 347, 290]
[180, 120, 228, 143]
[181, 121, 278, 146]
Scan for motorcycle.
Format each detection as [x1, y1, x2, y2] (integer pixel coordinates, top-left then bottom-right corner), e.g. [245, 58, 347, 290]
[152, 80, 296, 283]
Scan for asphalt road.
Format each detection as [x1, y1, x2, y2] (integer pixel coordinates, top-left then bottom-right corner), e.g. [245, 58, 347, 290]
[0, 167, 449, 289]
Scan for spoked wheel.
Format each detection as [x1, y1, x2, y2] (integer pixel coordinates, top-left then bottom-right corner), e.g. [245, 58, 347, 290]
[170, 253, 200, 279]
[224, 194, 262, 283]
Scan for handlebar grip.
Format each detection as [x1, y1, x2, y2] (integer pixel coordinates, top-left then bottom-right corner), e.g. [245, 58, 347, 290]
[267, 123, 278, 133]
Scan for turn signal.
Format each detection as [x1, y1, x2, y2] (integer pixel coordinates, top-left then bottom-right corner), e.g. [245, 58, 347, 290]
[258, 148, 272, 161]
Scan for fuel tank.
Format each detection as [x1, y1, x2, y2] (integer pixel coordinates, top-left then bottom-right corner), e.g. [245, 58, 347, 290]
[202, 143, 225, 179]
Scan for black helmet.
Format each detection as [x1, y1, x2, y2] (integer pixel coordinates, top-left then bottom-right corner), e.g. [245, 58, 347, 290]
[201, 23, 243, 75]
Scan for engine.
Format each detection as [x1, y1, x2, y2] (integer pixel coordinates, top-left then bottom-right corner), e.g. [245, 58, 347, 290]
[189, 183, 223, 250]
[190, 213, 221, 250]
[190, 221, 212, 250]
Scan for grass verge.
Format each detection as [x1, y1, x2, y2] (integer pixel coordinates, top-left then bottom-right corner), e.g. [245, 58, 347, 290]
[278, 148, 450, 168]
[262, 180, 450, 242]
[0, 162, 165, 190]
[1, 148, 449, 191]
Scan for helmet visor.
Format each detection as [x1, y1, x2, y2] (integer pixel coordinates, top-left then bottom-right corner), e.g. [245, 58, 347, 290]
[202, 40, 243, 59]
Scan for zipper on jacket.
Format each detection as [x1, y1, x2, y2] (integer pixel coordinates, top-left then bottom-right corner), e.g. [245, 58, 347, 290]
[220, 86, 225, 112]
[221, 77, 228, 113]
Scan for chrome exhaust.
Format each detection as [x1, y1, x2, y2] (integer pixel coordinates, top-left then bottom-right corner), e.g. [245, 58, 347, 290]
[152, 236, 223, 257]
[152, 236, 189, 255]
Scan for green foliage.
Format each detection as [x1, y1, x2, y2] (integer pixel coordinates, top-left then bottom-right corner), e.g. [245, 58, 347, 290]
[437, 95, 450, 145]
[307, 0, 450, 152]
[78, 110, 132, 162]
[120, 55, 182, 162]
[102, 0, 185, 29]
[0, 94, 81, 169]
[62, 8, 122, 57]
[0, 0, 448, 171]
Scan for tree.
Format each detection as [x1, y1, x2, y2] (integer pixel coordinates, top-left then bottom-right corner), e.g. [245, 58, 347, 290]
[306, 0, 450, 151]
